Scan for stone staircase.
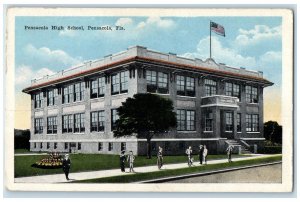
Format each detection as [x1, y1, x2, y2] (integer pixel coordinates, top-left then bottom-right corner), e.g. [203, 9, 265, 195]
[225, 139, 252, 154]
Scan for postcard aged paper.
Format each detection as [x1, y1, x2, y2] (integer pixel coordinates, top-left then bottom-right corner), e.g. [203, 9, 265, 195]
[5, 7, 293, 192]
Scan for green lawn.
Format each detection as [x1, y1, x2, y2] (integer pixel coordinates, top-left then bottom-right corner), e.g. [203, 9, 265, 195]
[74, 155, 282, 183]
[14, 153, 247, 178]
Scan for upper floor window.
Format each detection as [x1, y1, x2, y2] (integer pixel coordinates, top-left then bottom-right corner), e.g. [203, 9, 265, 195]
[246, 114, 259, 132]
[225, 112, 233, 132]
[225, 82, 241, 100]
[47, 116, 57, 134]
[176, 75, 195, 97]
[176, 109, 195, 131]
[74, 82, 85, 102]
[111, 71, 129, 95]
[246, 86, 258, 103]
[237, 113, 241, 132]
[47, 89, 58, 106]
[111, 109, 119, 131]
[34, 92, 43, 108]
[91, 77, 105, 98]
[74, 113, 85, 133]
[34, 118, 43, 134]
[205, 112, 213, 131]
[204, 79, 217, 96]
[91, 111, 105, 132]
[62, 115, 73, 133]
[146, 70, 169, 94]
[63, 85, 73, 104]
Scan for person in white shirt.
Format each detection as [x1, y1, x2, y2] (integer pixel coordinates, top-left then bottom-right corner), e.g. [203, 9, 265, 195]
[127, 151, 135, 172]
[203, 145, 208, 165]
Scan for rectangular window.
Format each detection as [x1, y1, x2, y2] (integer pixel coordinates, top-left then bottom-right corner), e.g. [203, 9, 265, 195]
[237, 113, 241, 132]
[246, 114, 259, 132]
[34, 118, 43, 134]
[78, 142, 81, 150]
[146, 70, 169, 94]
[225, 112, 233, 132]
[120, 71, 129, 93]
[65, 143, 68, 150]
[74, 82, 85, 102]
[91, 77, 105, 98]
[205, 79, 217, 96]
[34, 143, 36, 148]
[47, 142, 50, 149]
[40, 143, 43, 149]
[176, 75, 195, 97]
[205, 112, 213, 131]
[74, 113, 85, 133]
[111, 71, 129, 95]
[176, 109, 195, 131]
[34, 92, 43, 108]
[108, 142, 113, 151]
[47, 89, 58, 106]
[47, 116, 57, 134]
[111, 109, 119, 131]
[62, 115, 73, 133]
[98, 142, 103, 151]
[54, 142, 57, 149]
[91, 111, 105, 132]
[63, 85, 73, 104]
[121, 142, 126, 151]
[246, 86, 258, 103]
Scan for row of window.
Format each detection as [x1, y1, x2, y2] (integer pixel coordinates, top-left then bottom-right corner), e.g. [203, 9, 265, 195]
[34, 70, 259, 109]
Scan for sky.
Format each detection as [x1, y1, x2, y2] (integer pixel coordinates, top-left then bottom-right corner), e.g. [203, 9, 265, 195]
[14, 16, 282, 129]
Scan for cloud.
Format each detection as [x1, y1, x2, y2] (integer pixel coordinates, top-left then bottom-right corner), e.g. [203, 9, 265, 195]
[115, 18, 133, 26]
[59, 29, 77, 37]
[24, 44, 82, 68]
[235, 25, 281, 47]
[136, 17, 175, 30]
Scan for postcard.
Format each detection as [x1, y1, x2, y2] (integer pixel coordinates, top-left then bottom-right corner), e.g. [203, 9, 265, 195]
[5, 8, 293, 192]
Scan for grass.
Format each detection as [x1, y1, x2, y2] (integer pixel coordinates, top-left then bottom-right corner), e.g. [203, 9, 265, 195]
[14, 153, 246, 178]
[14, 149, 31, 154]
[74, 155, 282, 183]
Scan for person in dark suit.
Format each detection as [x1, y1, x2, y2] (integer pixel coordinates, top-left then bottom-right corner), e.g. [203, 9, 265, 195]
[120, 150, 126, 172]
[199, 145, 204, 164]
[62, 154, 71, 180]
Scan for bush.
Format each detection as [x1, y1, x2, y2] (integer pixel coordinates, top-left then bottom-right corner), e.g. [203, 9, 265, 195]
[259, 146, 282, 154]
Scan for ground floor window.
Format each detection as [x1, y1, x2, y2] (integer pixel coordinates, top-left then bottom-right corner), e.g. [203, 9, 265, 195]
[121, 142, 126, 151]
[237, 113, 241, 132]
[47, 142, 50, 149]
[246, 114, 259, 132]
[63, 115, 73, 133]
[65, 143, 68, 150]
[91, 111, 105, 132]
[108, 142, 113, 151]
[34, 142, 36, 148]
[47, 116, 57, 134]
[205, 112, 213, 131]
[176, 109, 195, 131]
[54, 142, 57, 149]
[40, 143, 43, 149]
[98, 142, 103, 151]
[111, 109, 119, 131]
[74, 113, 85, 133]
[34, 118, 43, 134]
[78, 142, 82, 150]
[225, 112, 233, 132]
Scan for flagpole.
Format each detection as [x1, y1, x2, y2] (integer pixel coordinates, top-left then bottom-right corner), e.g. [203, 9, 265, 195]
[209, 21, 211, 59]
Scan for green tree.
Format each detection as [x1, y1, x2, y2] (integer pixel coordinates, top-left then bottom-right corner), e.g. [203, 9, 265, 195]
[264, 121, 282, 145]
[113, 93, 177, 159]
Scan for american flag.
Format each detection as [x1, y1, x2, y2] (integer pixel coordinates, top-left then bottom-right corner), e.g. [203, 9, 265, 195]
[210, 22, 225, 37]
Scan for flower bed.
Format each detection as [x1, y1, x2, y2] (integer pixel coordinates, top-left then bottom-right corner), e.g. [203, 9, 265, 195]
[32, 152, 63, 169]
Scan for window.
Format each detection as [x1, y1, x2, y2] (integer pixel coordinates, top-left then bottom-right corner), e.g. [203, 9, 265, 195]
[62, 115, 73, 133]
[91, 111, 105, 132]
[176, 109, 195, 131]
[34, 143, 36, 148]
[78, 142, 81, 150]
[98, 142, 103, 151]
[34, 118, 43, 134]
[246, 86, 258, 103]
[111, 109, 119, 131]
[47, 142, 50, 149]
[246, 114, 259, 132]
[146, 70, 169, 94]
[108, 142, 113, 151]
[237, 113, 241, 132]
[205, 79, 217, 96]
[225, 82, 241, 99]
[54, 142, 57, 149]
[74, 82, 85, 102]
[47, 116, 57, 134]
[47, 89, 58, 106]
[205, 112, 213, 131]
[40, 143, 43, 149]
[176, 75, 195, 96]
[111, 71, 129, 95]
[121, 142, 126, 151]
[34, 92, 43, 108]
[65, 143, 68, 150]
[91, 77, 105, 98]
[63, 85, 73, 104]
[74, 113, 85, 133]
[225, 112, 233, 132]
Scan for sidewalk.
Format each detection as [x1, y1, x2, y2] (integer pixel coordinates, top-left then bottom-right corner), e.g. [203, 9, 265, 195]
[14, 154, 280, 183]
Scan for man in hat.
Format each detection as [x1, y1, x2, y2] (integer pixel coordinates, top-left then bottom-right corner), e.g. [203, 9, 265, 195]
[199, 145, 204, 165]
[120, 150, 126, 172]
[62, 154, 71, 180]
[226, 145, 234, 163]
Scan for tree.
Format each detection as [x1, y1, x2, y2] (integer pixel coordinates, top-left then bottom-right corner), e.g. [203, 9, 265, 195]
[264, 121, 282, 145]
[113, 93, 177, 159]
[14, 129, 30, 150]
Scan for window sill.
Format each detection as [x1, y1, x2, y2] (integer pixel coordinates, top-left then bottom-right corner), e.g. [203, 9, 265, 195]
[246, 132, 260, 134]
[90, 97, 105, 101]
[91, 131, 105, 134]
[203, 131, 213, 133]
[247, 102, 259, 105]
[176, 95, 196, 99]
[111, 92, 128, 97]
[177, 131, 197, 133]
[225, 131, 233, 133]
[73, 133, 85, 135]
[148, 92, 170, 96]
[46, 134, 57, 136]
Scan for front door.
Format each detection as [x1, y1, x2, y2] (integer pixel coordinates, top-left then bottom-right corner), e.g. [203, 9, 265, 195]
[221, 110, 234, 139]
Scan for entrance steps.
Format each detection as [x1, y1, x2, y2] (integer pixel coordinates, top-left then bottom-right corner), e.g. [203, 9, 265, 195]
[225, 139, 252, 154]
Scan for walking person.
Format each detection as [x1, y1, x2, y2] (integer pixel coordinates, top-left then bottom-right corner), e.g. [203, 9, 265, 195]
[157, 146, 163, 169]
[199, 145, 204, 165]
[185, 146, 193, 167]
[203, 145, 208, 165]
[127, 151, 135, 172]
[62, 154, 71, 180]
[120, 150, 126, 172]
[226, 145, 234, 163]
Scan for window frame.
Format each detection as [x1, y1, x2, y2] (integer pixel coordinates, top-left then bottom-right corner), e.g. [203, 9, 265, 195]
[111, 109, 119, 131]
[204, 79, 217, 96]
[176, 109, 196, 131]
[47, 116, 57, 134]
[111, 71, 129, 95]
[34, 118, 43, 134]
[246, 114, 259, 132]
[146, 70, 169, 94]
[205, 112, 213, 132]
[225, 112, 233, 132]
[176, 75, 195, 97]
[74, 113, 85, 133]
[34, 92, 44, 108]
[91, 76, 105, 98]
[91, 111, 105, 132]
[246, 86, 258, 103]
